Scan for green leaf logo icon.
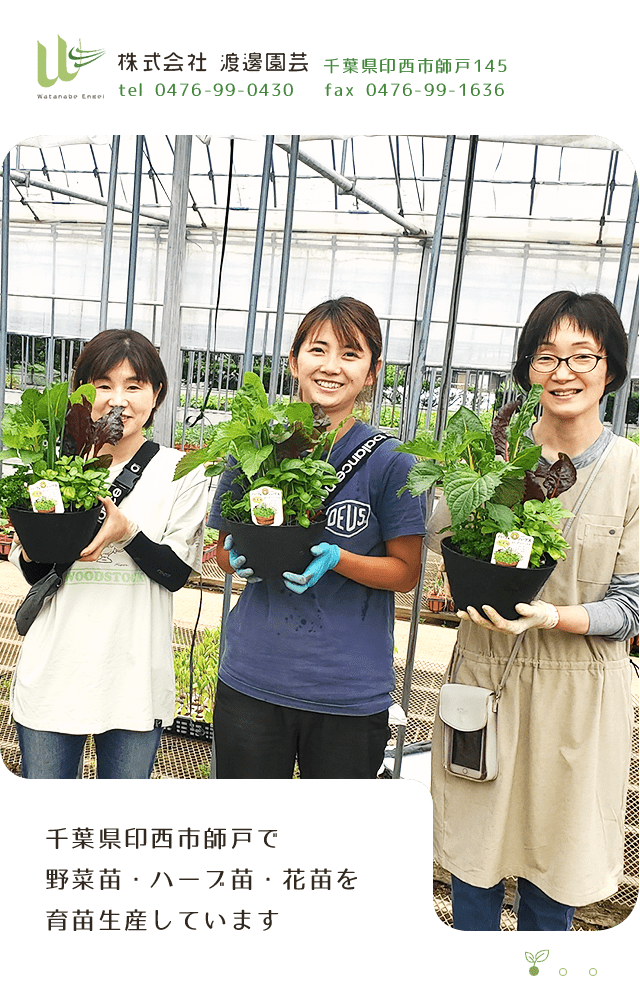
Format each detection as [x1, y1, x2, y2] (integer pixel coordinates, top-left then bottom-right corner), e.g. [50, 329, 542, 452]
[525, 950, 549, 976]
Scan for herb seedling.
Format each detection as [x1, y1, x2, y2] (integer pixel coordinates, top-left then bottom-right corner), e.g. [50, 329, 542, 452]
[174, 372, 341, 527]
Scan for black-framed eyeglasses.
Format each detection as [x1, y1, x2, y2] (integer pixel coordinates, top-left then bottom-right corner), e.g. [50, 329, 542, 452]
[528, 353, 606, 374]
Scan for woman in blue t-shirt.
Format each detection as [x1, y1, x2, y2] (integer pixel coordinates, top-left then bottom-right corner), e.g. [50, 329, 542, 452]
[208, 297, 426, 778]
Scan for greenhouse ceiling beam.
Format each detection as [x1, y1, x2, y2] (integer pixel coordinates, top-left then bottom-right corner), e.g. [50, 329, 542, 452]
[154, 136, 193, 448]
[275, 141, 426, 236]
[9, 169, 170, 224]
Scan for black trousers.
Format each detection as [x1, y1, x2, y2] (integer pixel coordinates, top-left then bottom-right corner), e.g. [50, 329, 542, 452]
[213, 680, 390, 779]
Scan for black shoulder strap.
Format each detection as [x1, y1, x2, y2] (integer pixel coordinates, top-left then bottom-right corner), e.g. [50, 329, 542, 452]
[323, 431, 393, 503]
[107, 440, 160, 507]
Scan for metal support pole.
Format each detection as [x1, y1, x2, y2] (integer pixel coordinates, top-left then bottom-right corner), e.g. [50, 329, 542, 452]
[612, 280, 639, 436]
[1, 154, 10, 454]
[434, 137, 479, 443]
[392, 135, 478, 779]
[600, 174, 638, 422]
[276, 141, 425, 236]
[99, 136, 120, 331]
[613, 173, 638, 313]
[9, 169, 169, 224]
[154, 136, 193, 448]
[402, 136, 455, 439]
[124, 136, 144, 330]
[268, 136, 299, 404]
[242, 136, 274, 380]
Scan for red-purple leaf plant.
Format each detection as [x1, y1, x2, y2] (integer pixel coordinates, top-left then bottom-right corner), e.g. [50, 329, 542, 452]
[0, 382, 124, 516]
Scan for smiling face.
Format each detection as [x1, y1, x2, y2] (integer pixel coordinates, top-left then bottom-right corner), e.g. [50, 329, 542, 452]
[531, 317, 611, 424]
[91, 359, 160, 456]
[289, 320, 381, 429]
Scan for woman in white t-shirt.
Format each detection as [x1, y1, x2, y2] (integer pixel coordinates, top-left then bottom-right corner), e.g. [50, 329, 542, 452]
[10, 329, 208, 779]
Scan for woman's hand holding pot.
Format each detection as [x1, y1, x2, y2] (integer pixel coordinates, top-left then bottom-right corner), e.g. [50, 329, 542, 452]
[78, 496, 137, 562]
[458, 600, 559, 634]
[283, 542, 341, 594]
[223, 534, 262, 583]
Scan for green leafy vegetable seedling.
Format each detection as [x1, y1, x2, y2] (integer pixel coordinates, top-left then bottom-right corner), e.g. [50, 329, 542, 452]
[396, 385, 576, 566]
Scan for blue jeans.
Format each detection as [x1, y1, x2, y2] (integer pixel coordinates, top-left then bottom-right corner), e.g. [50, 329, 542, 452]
[451, 874, 576, 931]
[15, 722, 162, 779]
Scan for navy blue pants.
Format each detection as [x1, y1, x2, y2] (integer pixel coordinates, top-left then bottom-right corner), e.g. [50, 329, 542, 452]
[451, 874, 576, 931]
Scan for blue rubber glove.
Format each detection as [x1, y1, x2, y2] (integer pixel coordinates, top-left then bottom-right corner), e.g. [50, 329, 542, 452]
[282, 542, 340, 594]
[223, 534, 262, 583]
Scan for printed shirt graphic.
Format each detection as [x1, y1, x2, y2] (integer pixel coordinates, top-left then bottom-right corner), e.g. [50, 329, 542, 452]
[10, 448, 208, 734]
[208, 422, 426, 715]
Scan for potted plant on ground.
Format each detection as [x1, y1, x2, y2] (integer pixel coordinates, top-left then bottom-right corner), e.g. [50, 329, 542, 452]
[0, 516, 13, 558]
[426, 570, 448, 614]
[201, 526, 218, 562]
[0, 381, 124, 563]
[173, 372, 341, 578]
[397, 384, 576, 619]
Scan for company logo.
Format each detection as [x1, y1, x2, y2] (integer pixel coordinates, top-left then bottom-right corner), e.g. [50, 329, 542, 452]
[37, 36, 105, 88]
[325, 501, 371, 538]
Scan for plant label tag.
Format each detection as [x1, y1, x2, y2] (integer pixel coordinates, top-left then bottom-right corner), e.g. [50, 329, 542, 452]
[249, 487, 284, 526]
[491, 531, 534, 568]
[28, 480, 64, 514]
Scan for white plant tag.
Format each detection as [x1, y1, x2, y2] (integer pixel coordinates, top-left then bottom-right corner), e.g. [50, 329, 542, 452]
[491, 530, 534, 569]
[249, 487, 283, 526]
[28, 480, 64, 514]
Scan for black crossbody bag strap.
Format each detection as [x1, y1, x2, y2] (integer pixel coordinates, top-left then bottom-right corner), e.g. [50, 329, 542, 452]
[323, 431, 393, 503]
[14, 441, 160, 635]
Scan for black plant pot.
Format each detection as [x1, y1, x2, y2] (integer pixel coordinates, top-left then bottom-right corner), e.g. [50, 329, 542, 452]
[8, 504, 103, 564]
[441, 536, 557, 621]
[222, 516, 327, 580]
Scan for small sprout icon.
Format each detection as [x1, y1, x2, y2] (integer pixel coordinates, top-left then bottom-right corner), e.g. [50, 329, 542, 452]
[525, 950, 549, 976]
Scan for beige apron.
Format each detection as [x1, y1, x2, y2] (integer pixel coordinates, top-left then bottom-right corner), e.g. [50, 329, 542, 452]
[431, 435, 638, 906]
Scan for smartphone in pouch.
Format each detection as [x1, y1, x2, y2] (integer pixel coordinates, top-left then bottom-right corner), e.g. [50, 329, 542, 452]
[449, 726, 486, 779]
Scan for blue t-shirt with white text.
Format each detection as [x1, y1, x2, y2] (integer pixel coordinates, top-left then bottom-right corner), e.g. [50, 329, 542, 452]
[207, 422, 426, 715]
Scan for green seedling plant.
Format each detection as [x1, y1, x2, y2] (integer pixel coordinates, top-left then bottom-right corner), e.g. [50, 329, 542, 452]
[174, 372, 341, 527]
[525, 950, 549, 976]
[0, 382, 124, 518]
[174, 626, 220, 724]
[396, 384, 576, 566]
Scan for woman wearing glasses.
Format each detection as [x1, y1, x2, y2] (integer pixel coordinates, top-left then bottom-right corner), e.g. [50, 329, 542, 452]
[429, 291, 638, 930]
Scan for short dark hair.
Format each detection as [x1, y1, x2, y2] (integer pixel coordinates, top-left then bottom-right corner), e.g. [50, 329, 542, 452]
[290, 297, 383, 376]
[73, 329, 167, 428]
[513, 291, 628, 396]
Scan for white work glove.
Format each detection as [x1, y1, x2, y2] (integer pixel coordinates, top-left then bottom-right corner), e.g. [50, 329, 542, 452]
[458, 600, 559, 634]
